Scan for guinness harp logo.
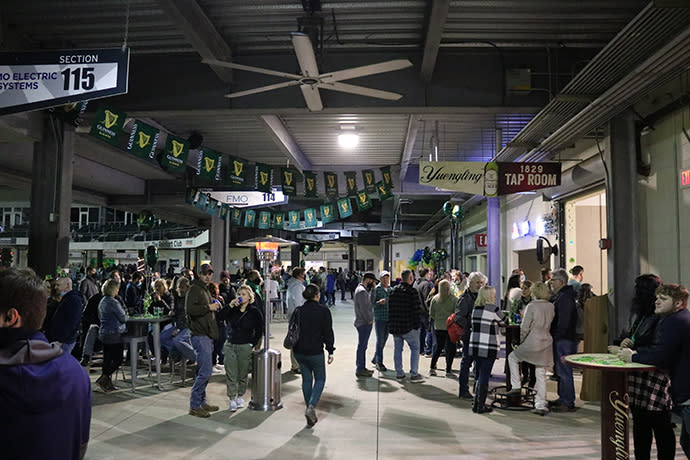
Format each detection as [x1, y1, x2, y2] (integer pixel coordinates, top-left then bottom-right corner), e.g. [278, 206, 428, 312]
[378, 185, 386, 194]
[347, 178, 355, 189]
[276, 215, 282, 224]
[262, 214, 268, 224]
[365, 172, 373, 184]
[137, 131, 151, 149]
[204, 157, 216, 173]
[324, 207, 330, 217]
[233, 160, 243, 176]
[341, 201, 348, 212]
[291, 214, 298, 223]
[103, 110, 119, 129]
[307, 211, 313, 220]
[248, 214, 254, 224]
[327, 175, 335, 188]
[358, 192, 367, 204]
[383, 172, 391, 183]
[260, 171, 269, 185]
[233, 210, 240, 219]
[171, 140, 185, 157]
[306, 178, 314, 190]
[283, 171, 293, 186]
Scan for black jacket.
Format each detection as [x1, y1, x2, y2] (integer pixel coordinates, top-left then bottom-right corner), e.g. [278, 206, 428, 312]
[388, 282, 422, 335]
[413, 278, 433, 313]
[293, 300, 335, 355]
[550, 285, 578, 341]
[217, 304, 263, 345]
[454, 290, 478, 343]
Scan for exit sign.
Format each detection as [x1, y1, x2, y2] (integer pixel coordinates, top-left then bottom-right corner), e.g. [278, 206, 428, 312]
[682, 169, 690, 189]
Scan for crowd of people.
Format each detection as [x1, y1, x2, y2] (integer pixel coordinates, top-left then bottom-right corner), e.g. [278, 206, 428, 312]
[2, 260, 690, 459]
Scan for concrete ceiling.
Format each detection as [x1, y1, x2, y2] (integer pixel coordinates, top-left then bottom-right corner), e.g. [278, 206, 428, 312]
[1, 0, 688, 237]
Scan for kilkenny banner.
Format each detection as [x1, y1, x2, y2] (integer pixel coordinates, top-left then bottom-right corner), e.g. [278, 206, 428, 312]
[320, 203, 336, 224]
[288, 210, 301, 230]
[244, 209, 256, 228]
[126, 120, 160, 160]
[324, 171, 338, 200]
[280, 167, 298, 196]
[160, 134, 189, 174]
[273, 212, 285, 230]
[304, 208, 318, 228]
[217, 203, 229, 220]
[205, 198, 219, 216]
[380, 166, 393, 190]
[227, 156, 248, 188]
[89, 105, 125, 147]
[376, 181, 393, 200]
[230, 208, 242, 226]
[344, 171, 358, 197]
[304, 171, 317, 198]
[355, 190, 373, 211]
[255, 163, 273, 193]
[362, 169, 376, 194]
[198, 148, 222, 182]
[258, 211, 271, 229]
[184, 187, 198, 205]
[337, 198, 353, 219]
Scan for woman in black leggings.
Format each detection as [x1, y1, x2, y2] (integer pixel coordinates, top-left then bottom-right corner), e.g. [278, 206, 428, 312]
[97, 279, 128, 392]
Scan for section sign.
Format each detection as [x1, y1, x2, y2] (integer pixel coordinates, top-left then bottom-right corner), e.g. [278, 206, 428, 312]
[0, 48, 129, 115]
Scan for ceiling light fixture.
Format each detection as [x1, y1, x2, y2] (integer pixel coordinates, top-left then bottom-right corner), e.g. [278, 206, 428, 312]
[338, 125, 359, 149]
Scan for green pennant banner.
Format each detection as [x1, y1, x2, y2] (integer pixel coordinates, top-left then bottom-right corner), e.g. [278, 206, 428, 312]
[337, 198, 353, 218]
[380, 165, 394, 189]
[227, 156, 249, 188]
[320, 203, 336, 224]
[230, 208, 242, 226]
[244, 209, 256, 227]
[89, 105, 126, 147]
[195, 193, 209, 210]
[205, 198, 219, 216]
[217, 203, 229, 220]
[198, 148, 222, 182]
[304, 171, 318, 197]
[344, 171, 358, 197]
[258, 211, 271, 229]
[160, 134, 189, 174]
[355, 190, 373, 211]
[324, 171, 339, 200]
[304, 208, 318, 228]
[184, 187, 198, 205]
[362, 169, 376, 194]
[273, 212, 285, 229]
[255, 163, 273, 193]
[376, 181, 393, 200]
[288, 210, 301, 230]
[280, 167, 298, 196]
[126, 120, 160, 160]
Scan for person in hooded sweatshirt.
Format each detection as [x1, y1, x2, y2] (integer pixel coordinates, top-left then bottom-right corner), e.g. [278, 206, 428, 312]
[0, 267, 91, 460]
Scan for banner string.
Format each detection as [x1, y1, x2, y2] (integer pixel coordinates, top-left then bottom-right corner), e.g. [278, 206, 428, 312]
[122, 0, 131, 51]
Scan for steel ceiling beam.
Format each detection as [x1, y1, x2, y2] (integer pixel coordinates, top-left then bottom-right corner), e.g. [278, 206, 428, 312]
[260, 115, 313, 171]
[155, 0, 234, 84]
[399, 115, 422, 186]
[421, 0, 451, 82]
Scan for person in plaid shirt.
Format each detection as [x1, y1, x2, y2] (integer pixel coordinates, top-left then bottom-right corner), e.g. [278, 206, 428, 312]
[609, 274, 674, 460]
[467, 285, 506, 413]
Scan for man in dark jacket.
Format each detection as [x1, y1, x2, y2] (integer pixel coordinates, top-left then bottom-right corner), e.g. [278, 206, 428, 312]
[46, 276, 84, 355]
[548, 268, 579, 411]
[413, 268, 434, 356]
[0, 267, 91, 460]
[455, 272, 486, 399]
[388, 269, 424, 383]
[185, 263, 221, 418]
[125, 271, 144, 315]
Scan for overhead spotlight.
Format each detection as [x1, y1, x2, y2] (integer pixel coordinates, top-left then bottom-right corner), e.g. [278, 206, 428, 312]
[338, 125, 359, 149]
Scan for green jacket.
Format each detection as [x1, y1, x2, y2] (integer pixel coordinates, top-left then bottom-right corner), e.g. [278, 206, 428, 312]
[185, 279, 219, 339]
[429, 294, 458, 331]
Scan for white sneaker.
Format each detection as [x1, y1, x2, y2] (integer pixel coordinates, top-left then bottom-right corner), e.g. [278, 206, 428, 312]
[213, 364, 224, 373]
[228, 399, 238, 412]
[236, 396, 245, 408]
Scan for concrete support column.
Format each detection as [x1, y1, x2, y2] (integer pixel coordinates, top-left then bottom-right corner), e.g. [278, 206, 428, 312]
[487, 197, 501, 290]
[605, 110, 640, 340]
[382, 239, 392, 272]
[96, 250, 103, 269]
[291, 244, 301, 268]
[184, 248, 191, 268]
[348, 243, 355, 272]
[28, 114, 74, 278]
[210, 217, 225, 282]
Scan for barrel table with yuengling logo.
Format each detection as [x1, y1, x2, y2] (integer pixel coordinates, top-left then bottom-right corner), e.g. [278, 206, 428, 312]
[563, 353, 655, 460]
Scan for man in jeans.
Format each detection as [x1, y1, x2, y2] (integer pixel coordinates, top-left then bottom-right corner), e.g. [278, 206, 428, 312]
[388, 269, 424, 383]
[548, 268, 579, 412]
[354, 272, 377, 378]
[372, 271, 392, 372]
[185, 263, 221, 418]
[455, 272, 486, 399]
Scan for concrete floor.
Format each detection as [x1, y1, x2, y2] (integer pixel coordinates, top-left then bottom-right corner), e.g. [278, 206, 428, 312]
[85, 298, 676, 460]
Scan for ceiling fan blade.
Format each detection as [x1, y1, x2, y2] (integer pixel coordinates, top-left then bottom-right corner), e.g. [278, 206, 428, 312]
[224, 80, 301, 99]
[203, 59, 301, 80]
[291, 32, 320, 77]
[321, 59, 413, 83]
[317, 82, 403, 101]
[300, 84, 323, 111]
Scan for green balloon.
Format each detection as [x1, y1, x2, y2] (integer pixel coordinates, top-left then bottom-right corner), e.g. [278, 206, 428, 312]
[451, 205, 465, 222]
[442, 201, 453, 217]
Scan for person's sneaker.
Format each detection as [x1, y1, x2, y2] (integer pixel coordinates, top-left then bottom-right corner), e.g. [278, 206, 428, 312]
[305, 405, 318, 427]
[80, 356, 90, 367]
[445, 371, 456, 378]
[548, 374, 560, 382]
[550, 404, 577, 413]
[201, 403, 219, 412]
[424, 353, 433, 358]
[189, 407, 210, 418]
[532, 407, 549, 416]
[371, 357, 377, 365]
[429, 369, 437, 376]
[291, 368, 302, 375]
[228, 399, 238, 412]
[409, 373, 424, 383]
[396, 374, 406, 381]
[235, 397, 245, 408]
[375, 363, 387, 372]
[355, 370, 373, 378]
[547, 399, 561, 408]
[459, 391, 474, 400]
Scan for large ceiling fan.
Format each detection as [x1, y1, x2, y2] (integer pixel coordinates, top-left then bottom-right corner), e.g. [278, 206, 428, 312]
[204, 32, 413, 112]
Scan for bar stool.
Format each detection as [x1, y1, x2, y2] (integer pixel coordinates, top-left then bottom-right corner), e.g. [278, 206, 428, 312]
[170, 358, 188, 386]
[120, 335, 152, 391]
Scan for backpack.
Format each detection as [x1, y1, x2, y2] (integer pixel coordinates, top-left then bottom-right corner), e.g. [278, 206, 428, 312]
[446, 312, 464, 344]
[575, 300, 585, 341]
